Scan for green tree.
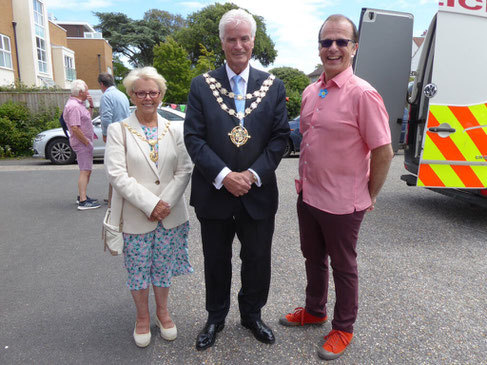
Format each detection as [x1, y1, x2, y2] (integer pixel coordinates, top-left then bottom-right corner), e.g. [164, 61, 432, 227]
[94, 10, 185, 67]
[192, 44, 217, 77]
[174, 3, 277, 67]
[143, 9, 186, 30]
[269, 67, 310, 119]
[153, 37, 192, 104]
[285, 89, 303, 120]
[112, 57, 130, 84]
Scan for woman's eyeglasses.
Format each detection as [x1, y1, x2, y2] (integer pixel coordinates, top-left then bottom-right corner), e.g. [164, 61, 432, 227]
[319, 39, 354, 48]
[133, 91, 160, 99]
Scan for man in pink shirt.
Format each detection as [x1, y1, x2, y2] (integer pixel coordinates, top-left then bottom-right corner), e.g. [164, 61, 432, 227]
[279, 15, 393, 360]
[63, 79, 101, 210]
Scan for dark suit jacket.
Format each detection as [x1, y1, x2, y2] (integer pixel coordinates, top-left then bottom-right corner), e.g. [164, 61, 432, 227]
[184, 65, 290, 220]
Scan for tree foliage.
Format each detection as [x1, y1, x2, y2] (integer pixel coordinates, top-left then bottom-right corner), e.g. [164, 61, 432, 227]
[0, 102, 59, 156]
[174, 3, 277, 68]
[153, 37, 192, 104]
[94, 5, 280, 104]
[193, 44, 217, 77]
[112, 57, 130, 84]
[269, 67, 310, 119]
[269, 67, 309, 94]
[285, 89, 303, 120]
[94, 10, 185, 67]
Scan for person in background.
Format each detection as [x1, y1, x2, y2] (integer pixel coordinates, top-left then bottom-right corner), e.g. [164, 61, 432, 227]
[63, 79, 101, 210]
[104, 67, 193, 348]
[184, 8, 289, 351]
[98, 72, 130, 143]
[279, 14, 393, 361]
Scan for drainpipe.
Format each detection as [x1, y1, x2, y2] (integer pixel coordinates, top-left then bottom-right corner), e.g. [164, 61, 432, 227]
[97, 54, 101, 73]
[12, 22, 21, 82]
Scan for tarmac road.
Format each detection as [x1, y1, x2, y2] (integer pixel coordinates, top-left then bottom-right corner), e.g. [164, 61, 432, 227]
[0, 155, 486, 364]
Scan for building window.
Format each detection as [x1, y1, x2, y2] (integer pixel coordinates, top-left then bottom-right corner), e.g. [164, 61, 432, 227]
[84, 32, 102, 39]
[64, 55, 76, 81]
[0, 34, 13, 69]
[36, 37, 47, 73]
[33, 0, 47, 73]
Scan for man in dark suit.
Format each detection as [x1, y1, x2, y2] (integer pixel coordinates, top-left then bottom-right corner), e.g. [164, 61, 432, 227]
[184, 8, 289, 351]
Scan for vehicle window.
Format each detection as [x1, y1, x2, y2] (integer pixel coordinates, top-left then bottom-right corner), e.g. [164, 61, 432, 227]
[158, 110, 184, 121]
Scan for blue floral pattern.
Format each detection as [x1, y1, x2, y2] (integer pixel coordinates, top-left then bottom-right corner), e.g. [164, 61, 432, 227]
[123, 221, 193, 290]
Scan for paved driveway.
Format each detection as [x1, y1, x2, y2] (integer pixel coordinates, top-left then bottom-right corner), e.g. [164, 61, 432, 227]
[0, 156, 486, 364]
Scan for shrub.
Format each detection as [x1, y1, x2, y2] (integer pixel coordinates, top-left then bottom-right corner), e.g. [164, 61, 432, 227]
[0, 102, 61, 157]
[0, 102, 31, 126]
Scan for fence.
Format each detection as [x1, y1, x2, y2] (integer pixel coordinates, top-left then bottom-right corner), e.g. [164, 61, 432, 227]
[0, 91, 71, 113]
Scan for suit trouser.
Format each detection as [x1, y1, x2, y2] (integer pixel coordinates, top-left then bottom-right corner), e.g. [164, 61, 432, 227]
[198, 203, 275, 324]
[297, 194, 365, 334]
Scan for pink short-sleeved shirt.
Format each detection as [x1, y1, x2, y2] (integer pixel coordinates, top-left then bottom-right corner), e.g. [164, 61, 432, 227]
[63, 96, 94, 148]
[296, 66, 391, 214]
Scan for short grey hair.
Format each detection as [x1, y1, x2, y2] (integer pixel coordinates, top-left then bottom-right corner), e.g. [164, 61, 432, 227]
[98, 72, 115, 88]
[123, 66, 167, 99]
[219, 8, 256, 41]
[71, 79, 87, 96]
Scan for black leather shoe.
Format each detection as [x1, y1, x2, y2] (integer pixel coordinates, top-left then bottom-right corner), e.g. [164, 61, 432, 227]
[195, 322, 225, 351]
[241, 319, 275, 344]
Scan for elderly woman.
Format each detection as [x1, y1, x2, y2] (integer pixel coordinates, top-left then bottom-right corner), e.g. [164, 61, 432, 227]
[104, 67, 193, 347]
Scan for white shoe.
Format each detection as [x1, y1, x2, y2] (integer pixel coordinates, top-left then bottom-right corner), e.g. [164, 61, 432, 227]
[156, 316, 177, 341]
[133, 322, 151, 347]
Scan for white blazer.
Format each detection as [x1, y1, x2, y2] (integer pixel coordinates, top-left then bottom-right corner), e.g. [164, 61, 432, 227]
[104, 112, 192, 234]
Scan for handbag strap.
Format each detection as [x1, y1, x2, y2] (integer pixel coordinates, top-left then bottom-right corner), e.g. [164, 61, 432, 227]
[107, 122, 127, 210]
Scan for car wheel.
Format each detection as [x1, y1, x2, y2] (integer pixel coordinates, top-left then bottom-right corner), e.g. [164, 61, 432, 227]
[46, 138, 76, 165]
[282, 139, 293, 158]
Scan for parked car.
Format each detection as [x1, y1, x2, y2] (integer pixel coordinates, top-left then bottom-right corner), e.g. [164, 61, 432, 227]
[283, 116, 302, 158]
[32, 106, 185, 165]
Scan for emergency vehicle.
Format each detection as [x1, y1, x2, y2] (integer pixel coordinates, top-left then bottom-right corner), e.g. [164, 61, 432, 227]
[353, 2, 487, 208]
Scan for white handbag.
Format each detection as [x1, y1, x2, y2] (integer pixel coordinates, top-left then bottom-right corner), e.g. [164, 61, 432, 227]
[102, 122, 126, 256]
[102, 202, 123, 256]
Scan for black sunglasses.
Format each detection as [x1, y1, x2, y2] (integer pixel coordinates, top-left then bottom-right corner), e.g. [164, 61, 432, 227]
[319, 39, 354, 48]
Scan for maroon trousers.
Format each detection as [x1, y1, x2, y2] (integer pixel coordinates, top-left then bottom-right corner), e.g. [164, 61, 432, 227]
[297, 194, 366, 333]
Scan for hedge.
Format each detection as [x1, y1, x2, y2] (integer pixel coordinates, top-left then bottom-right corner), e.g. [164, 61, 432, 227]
[0, 102, 60, 157]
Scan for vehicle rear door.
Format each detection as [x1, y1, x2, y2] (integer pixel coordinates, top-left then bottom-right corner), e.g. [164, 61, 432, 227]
[354, 8, 413, 152]
[416, 6, 487, 189]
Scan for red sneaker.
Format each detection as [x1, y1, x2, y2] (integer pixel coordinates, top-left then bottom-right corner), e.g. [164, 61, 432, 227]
[279, 307, 327, 326]
[318, 329, 353, 360]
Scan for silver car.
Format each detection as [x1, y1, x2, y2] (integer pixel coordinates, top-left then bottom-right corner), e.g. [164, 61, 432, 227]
[32, 106, 185, 165]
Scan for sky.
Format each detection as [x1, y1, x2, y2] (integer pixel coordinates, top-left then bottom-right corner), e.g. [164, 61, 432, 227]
[45, 0, 439, 74]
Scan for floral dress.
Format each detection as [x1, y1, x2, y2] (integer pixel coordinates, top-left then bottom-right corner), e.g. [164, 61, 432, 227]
[122, 125, 193, 290]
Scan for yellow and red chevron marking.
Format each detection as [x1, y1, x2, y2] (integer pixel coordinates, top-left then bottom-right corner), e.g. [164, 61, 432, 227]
[418, 102, 487, 188]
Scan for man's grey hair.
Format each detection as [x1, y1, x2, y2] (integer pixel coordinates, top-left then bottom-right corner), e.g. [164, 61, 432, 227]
[98, 72, 115, 88]
[219, 8, 256, 41]
[123, 66, 167, 98]
[71, 79, 87, 96]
